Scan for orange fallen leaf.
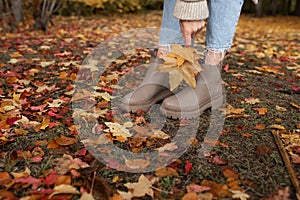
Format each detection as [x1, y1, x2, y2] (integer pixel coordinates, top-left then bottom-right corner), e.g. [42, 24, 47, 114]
[291, 102, 300, 110]
[155, 167, 178, 177]
[109, 193, 123, 200]
[49, 184, 80, 199]
[182, 192, 197, 200]
[254, 124, 265, 130]
[269, 124, 285, 130]
[157, 44, 202, 90]
[223, 169, 239, 180]
[55, 135, 77, 146]
[0, 190, 16, 199]
[55, 175, 71, 186]
[253, 108, 268, 115]
[47, 139, 59, 149]
[201, 180, 231, 199]
[0, 172, 11, 186]
[242, 133, 253, 138]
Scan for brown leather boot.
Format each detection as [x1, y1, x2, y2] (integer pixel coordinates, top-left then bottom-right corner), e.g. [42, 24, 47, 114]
[121, 50, 173, 112]
[159, 63, 225, 119]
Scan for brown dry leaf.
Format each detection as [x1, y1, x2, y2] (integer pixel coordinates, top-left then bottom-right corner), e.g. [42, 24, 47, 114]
[182, 192, 198, 200]
[55, 175, 71, 186]
[49, 184, 80, 199]
[119, 175, 153, 199]
[197, 192, 213, 200]
[276, 105, 287, 112]
[223, 169, 239, 180]
[79, 193, 94, 200]
[201, 180, 231, 199]
[11, 167, 31, 179]
[151, 130, 170, 140]
[291, 102, 300, 110]
[291, 153, 300, 164]
[225, 104, 249, 118]
[254, 124, 265, 130]
[186, 184, 211, 193]
[0, 190, 16, 199]
[244, 98, 260, 105]
[227, 179, 243, 191]
[109, 193, 124, 200]
[156, 142, 178, 152]
[47, 139, 60, 149]
[55, 135, 77, 146]
[0, 172, 11, 186]
[269, 124, 286, 130]
[155, 167, 178, 177]
[105, 122, 132, 141]
[241, 133, 253, 138]
[124, 158, 150, 170]
[253, 108, 268, 115]
[230, 190, 250, 200]
[40, 116, 50, 130]
[157, 44, 202, 90]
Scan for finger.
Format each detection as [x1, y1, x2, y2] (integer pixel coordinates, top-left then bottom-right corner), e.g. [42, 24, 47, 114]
[184, 34, 192, 47]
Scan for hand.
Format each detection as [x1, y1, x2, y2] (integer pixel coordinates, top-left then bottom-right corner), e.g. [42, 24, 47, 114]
[179, 20, 206, 47]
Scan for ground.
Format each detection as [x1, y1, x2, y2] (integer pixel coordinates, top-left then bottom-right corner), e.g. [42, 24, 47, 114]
[0, 11, 299, 200]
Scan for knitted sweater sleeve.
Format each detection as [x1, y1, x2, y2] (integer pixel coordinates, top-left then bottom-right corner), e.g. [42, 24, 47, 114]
[173, 0, 209, 20]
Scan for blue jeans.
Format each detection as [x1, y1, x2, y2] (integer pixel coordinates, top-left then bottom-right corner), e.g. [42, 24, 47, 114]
[158, 0, 244, 51]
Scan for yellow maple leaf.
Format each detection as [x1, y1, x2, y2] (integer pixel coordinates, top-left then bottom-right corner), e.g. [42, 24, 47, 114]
[157, 44, 202, 90]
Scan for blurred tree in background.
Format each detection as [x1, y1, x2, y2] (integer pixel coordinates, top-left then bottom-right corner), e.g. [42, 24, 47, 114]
[0, 0, 299, 32]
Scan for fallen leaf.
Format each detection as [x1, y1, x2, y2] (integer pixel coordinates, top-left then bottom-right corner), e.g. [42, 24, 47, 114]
[105, 122, 132, 141]
[185, 160, 193, 174]
[201, 180, 231, 199]
[80, 193, 95, 200]
[156, 142, 178, 152]
[244, 98, 260, 105]
[157, 44, 202, 90]
[120, 175, 153, 199]
[0, 190, 16, 199]
[151, 130, 170, 140]
[124, 158, 150, 170]
[291, 154, 300, 164]
[223, 169, 239, 180]
[254, 124, 265, 130]
[15, 176, 42, 190]
[182, 192, 197, 200]
[230, 190, 250, 200]
[109, 193, 124, 200]
[186, 184, 211, 193]
[276, 105, 287, 112]
[0, 172, 11, 186]
[269, 124, 286, 130]
[49, 184, 80, 199]
[155, 167, 178, 177]
[55, 135, 77, 146]
[291, 102, 300, 110]
[197, 192, 213, 200]
[253, 108, 268, 115]
[11, 167, 31, 179]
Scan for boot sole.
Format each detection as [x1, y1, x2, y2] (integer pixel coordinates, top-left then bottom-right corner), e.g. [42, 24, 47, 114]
[120, 90, 173, 113]
[160, 95, 224, 119]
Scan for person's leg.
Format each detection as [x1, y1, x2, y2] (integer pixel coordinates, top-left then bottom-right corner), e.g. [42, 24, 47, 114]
[205, 0, 244, 65]
[160, 0, 244, 118]
[158, 0, 183, 49]
[121, 0, 181, 112]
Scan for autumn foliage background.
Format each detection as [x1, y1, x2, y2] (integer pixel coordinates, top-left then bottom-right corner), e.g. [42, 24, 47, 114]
[0, 0, 300, 200]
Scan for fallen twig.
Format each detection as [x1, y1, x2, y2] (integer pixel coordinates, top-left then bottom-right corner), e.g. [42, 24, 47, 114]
[272, 130, 300, 200]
